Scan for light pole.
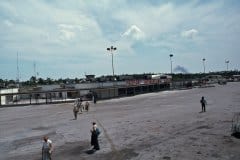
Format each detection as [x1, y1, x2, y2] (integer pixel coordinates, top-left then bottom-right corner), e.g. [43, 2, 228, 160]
[225, 60, 229, 71]
[169, 54, 173, 74]
[202, 58, 206, 73]
[107, 46, 117, 77]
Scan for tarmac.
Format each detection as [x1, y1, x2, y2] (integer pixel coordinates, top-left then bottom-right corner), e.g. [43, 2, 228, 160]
[0, 82, 240, 160]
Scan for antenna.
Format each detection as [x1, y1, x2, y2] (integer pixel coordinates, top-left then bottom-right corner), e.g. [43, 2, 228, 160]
[16, 52, 20, 86]
[34, 61, 36, 78]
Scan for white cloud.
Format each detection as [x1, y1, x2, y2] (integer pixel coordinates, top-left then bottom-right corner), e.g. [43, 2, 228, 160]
[112, 1, 223, 40]
[57, 24, 83, 41]
[4, 19, 13, 27]
[113, 2, 181, 38]
[58, 29, 75, 41]
[121, 25, 145, 40]
[58, 24, 83, 31]
[181, 29, 199, 39]
[52, 11, 102, 37]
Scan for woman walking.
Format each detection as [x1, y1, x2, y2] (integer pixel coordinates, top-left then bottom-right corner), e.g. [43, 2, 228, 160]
[90, 122, 101, 150]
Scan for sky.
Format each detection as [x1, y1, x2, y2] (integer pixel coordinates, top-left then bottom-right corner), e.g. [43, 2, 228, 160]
[0, 0, 240, 80]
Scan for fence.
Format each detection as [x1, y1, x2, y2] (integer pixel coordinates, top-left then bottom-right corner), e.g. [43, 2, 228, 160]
[0, 83, 171, 107]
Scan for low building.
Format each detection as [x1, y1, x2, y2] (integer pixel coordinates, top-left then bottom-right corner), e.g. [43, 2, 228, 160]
[233, 75, 240, 82]
[0, 88, 19, 105]
[203, 75, 226, 84]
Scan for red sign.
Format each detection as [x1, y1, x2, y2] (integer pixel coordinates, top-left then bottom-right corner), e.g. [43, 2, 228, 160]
[126, 79, 160, 86]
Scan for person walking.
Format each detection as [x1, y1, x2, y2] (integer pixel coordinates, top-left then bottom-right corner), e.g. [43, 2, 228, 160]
[92, 92, 97, 104]
[73, 99, 80, 119]
[90, 122, 101, 150]
[85, 101, 90, 112]
[200, 96, 207, 112]
[79, 98, 83, 113]
[42, 136, 53, 160]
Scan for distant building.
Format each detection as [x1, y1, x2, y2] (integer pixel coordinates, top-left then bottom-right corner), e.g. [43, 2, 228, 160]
[233, 75, 240, 81]
[0, 88, 19, 105]
[85, 75, 95, 82]
[203, 75, 226, 84]
[151, 74, 172, 83]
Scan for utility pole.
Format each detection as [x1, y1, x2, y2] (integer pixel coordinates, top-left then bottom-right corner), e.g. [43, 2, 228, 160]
[34, 61, 36, 77]
[16, 52, 20, 87]
[33, 61, 37, 84]
[225, 60, 229, 71]
[169, 54, 173, 74]
[202, 58, 206, 73]
[107, 46, 117, 78]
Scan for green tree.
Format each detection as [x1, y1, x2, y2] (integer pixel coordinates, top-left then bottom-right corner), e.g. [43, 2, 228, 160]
[29, 76, 37, 85]
[38, 77, 45, 85]
[46, 77, 53, 84]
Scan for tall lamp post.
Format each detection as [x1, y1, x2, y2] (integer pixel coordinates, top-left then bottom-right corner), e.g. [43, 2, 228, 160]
[225, 60, 229, 71]
[107, 46, 117, 77]
[202, 58, 206, 73]
[169, 54, 173, 74]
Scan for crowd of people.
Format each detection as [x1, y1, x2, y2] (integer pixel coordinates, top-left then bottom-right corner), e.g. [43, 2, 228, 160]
[42, 96, 101, 159]
[73, 98, 90, 120]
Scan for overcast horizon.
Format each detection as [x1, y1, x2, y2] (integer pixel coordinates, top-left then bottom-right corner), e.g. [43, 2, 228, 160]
[1, 0, 240, 81]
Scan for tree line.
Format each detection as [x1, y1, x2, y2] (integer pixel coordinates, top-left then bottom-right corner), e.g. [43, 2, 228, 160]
[0, 70, 239, 88]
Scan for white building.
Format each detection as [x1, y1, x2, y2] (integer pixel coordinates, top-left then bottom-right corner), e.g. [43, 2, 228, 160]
[0, 88, 19, 105]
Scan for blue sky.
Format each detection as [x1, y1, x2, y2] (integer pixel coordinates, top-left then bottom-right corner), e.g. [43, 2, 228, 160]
[0, 0, 240, 80]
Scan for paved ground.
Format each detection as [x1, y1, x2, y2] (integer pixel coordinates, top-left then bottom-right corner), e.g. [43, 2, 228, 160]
[0, 82, 240, 160]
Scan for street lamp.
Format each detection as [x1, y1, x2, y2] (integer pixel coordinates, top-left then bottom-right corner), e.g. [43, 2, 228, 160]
[107, 46, 117, 77]
[169, 54, 173, 74]
[225, 60, 229, 71]
[202, 58, 206, 73]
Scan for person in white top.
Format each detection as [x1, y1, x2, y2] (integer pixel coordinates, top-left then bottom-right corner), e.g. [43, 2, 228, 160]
[42, 136, 53, 160]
